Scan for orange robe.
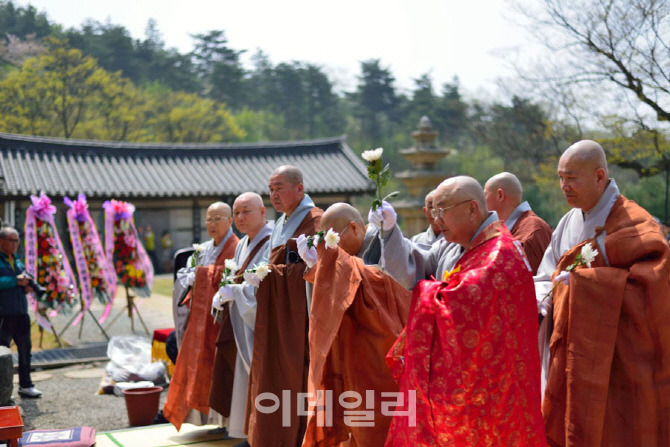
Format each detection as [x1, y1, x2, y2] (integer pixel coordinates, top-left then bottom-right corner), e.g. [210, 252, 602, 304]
[543, 195, 670, 446]
[510, 210, 552, 275]
[245, 207, 322, 447]
[164, 234, 239, 431]
[302, 246, 411, 447]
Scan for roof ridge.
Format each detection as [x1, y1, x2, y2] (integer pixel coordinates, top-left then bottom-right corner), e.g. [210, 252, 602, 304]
[0, 132, 346, 151]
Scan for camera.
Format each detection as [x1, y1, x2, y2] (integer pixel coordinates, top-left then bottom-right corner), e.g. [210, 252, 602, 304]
[23, 274, 47, 299]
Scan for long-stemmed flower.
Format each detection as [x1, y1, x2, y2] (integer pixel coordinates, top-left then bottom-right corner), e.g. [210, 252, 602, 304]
[361, 147, 399, 271]
[539, 242, 600, 316]
[190, 243, 206, 268]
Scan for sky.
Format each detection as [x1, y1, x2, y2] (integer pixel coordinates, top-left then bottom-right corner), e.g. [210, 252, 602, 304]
[16, 0, 534, 97]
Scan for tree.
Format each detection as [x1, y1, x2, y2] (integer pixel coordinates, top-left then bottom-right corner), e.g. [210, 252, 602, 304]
[143, 89, 246, 143]
[515, 0, 670, 219]
[0, 1, 52, 41]
[191, 30, 246, 109]
[0, 38, 107, 138]
[353, 59, 400, 142]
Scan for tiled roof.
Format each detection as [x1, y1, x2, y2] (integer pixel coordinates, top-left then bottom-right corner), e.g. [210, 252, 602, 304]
[0, 133, 374, 199]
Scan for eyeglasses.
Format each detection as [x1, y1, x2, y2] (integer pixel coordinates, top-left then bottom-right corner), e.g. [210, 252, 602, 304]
[430, 200, 472, 219]
[339, 221, 353, 236]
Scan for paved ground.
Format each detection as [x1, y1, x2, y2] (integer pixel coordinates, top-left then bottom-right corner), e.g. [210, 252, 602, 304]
[18, 274, 176, 433]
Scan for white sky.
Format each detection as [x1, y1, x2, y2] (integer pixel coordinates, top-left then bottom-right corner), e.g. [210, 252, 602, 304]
[16, 0, 533, 96]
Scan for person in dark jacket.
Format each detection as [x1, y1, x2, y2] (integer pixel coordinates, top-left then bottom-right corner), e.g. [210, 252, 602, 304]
[0, 227, 41, 398]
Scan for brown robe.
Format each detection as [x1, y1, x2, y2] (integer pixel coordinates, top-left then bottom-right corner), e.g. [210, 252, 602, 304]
[245, 207, 323, 447]
[209, 235, 270, 417]
[510, 209, 552, 275]
[543, 195, 670, 446]
[302, 245, 411, 447]
[164, 234, 239, 431]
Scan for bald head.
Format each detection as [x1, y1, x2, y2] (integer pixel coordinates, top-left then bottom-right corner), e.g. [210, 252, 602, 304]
[321, 203, 366, 256]
[561, 140, 609, 176]
[208, 201, 231, 217]
[558, 140, 610, 211]
[233, 192, 266, 240]
[269, 165, 305, 216]
[436, 176, 487, 213]
[485, 173, 522, 202]
[271, 165, 303, 186]
[484, 172, 523, 222]
[433, 176, 488, 246]
[322, 203, 365, 231]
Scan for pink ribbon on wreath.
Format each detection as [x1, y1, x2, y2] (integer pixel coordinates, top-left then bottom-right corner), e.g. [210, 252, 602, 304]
[25, 192, 77, 331]
[65, 194, 116, 326]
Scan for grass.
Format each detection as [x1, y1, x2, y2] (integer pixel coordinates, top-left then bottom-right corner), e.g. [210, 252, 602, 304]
[152, 276, 174, 297]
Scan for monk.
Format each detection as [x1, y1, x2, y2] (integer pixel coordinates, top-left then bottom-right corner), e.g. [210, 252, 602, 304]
[210, 193, 272, 444]
[384, 176, 547, 446]
[535, 140, 670, 446]
[410, 189, 444, 247]
[298, 203, 411, 447]
[484, 172, 552, 274]
[164, 202, 239, 430]
[245, 165, 323, 447]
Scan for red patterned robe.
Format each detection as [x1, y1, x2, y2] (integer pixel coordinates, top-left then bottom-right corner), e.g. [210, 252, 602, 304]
[385, 221, 547, 447]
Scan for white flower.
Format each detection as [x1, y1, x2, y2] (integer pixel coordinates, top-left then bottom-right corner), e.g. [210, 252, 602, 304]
[361, 147, 383, 162]
[254, 263, 271, 281]
[243, 270, 261, 287]
[323, 228, 340, 249]
[224, 259, 239, 271]
[580, 243, 599, 268]
[192, 243, 206, 252]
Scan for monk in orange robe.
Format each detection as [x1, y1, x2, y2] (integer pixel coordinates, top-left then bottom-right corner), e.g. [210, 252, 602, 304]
[164, 203, 239, 431]
[484, 172, 552, 274]
[535, 140, 670, 446]
[300, 203, 411, 447]
[245, 166, 323, 447]
[385, 177, 547, 447]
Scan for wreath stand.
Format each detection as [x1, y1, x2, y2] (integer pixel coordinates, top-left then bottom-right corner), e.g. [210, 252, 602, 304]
[58, 296, 110, 341]
[34, 307, 64, 349]
[104, 286, 150, 335]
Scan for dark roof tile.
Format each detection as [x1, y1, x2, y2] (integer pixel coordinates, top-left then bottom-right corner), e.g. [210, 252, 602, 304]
[0, 133, 374, 199]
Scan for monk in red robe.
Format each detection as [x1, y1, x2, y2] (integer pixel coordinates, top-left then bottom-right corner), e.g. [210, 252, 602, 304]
[164, 203, 239, 431]
[245, 166, 323, 447]
[484, 172, 552, 274]
[385, 176, 547, 447]
[300, 203, 411, 447]
[535, 140, 670, 446]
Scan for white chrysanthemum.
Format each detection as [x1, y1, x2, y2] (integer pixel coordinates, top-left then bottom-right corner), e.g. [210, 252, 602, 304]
[324, 228, 340, 249]
[225, 259, 239, 271]
[192, 243, 206, 252]
[580, 242, 599, 268]
[243, 270, 261, 287]
[254, 263, 272, 281]
[361, 147, 383, 162]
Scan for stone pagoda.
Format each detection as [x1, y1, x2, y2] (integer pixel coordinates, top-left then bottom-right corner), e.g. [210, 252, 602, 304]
[394, 116, 451, 236]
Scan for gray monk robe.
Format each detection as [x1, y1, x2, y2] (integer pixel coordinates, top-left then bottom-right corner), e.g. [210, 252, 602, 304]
[410, 225, 444, 247]
[209, 224, 272, 440]
[367, 212, 499, 289]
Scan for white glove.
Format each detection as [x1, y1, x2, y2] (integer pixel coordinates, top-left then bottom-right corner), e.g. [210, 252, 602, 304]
[368, 201, 397, 232]
[186, 271, 196, 286]
[296, 234, 318, 269]
[212, 291, 224, 313]
[212, 285, 235, 313]
[555, 270, 570, 285]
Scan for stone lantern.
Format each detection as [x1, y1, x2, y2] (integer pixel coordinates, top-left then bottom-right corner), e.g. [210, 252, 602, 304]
[394, 116, 451, 236]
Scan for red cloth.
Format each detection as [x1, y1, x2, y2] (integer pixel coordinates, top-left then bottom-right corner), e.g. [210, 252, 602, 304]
[385, 221, 547, 447]
[153, 328, 172, 343]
